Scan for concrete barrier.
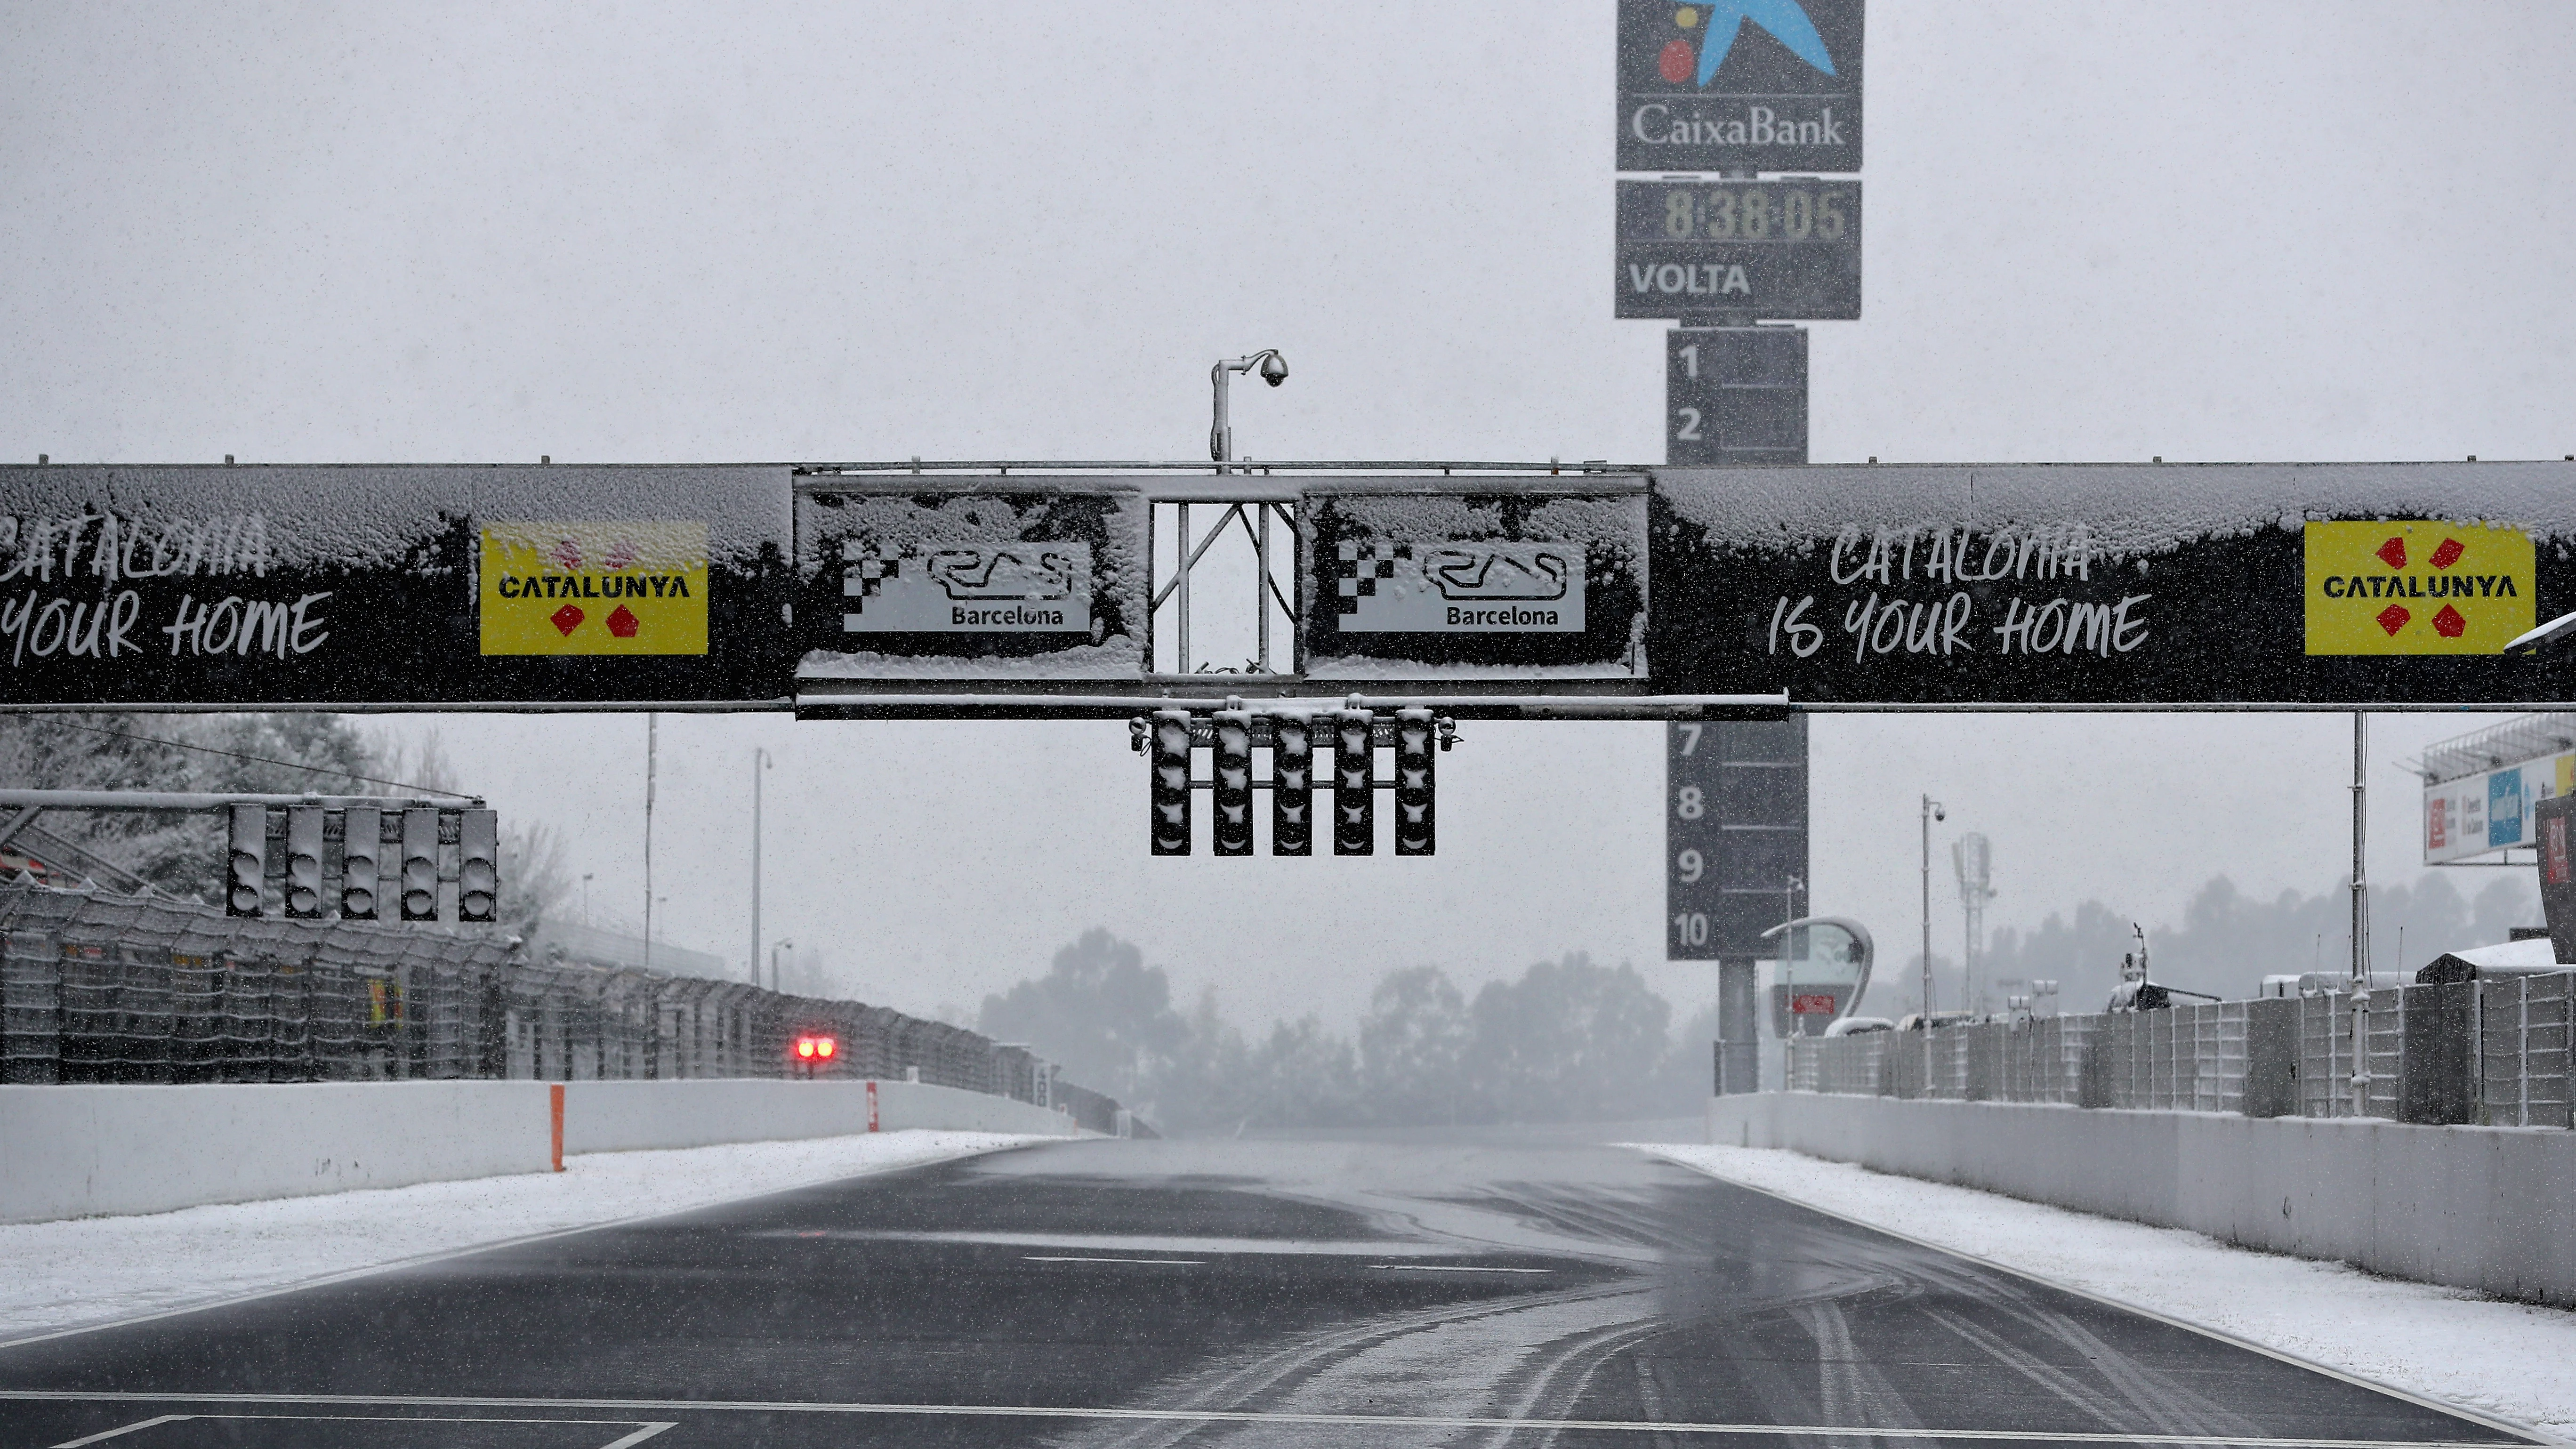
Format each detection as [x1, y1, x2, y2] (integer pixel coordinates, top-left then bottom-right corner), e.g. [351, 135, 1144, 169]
[1, 1078, 1080, 1224]
[0, 1080, 553, 1224]
[560, 1079, 1077, 1153]
[1707, 1092, 2576, 1306]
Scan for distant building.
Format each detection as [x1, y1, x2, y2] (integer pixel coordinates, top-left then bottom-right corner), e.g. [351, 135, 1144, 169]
[526, 919, 731, 981]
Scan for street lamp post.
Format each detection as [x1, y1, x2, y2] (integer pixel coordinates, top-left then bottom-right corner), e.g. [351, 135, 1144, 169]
[1919, 795, 1945, 1022]
[750, 748, 771, 987]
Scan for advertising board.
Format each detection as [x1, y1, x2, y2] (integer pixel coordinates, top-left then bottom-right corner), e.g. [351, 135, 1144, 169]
[1297, 477, 1650, 681]
[2425, 752, 2571, 864]
[793, 481, 1149, 682]
[1615, 0, 1864, 175]
[0, 464, 791, 708]
[1647, 461, 2576, 707]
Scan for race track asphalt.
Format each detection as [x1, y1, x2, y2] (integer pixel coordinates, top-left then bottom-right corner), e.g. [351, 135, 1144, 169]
[0, 1136, 2533, 1448]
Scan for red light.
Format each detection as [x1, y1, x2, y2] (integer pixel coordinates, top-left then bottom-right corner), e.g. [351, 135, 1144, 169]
[815, 1037, 836, 1059]
[795, 1037, 816, 1059]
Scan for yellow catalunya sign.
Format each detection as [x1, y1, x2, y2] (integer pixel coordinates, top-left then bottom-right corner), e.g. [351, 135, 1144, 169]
[2303, 521, 2533, 655]
[479, 522, 708, 656]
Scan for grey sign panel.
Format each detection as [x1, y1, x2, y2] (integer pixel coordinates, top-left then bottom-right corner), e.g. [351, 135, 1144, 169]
[1332, 540, 1585, 633]
[1667, 716, 1808, 961]
[1617, 0, 1863, 175]
[797, 484, 1148, 680]
[1668, 327, 1807, 466]
[1299, 482, 1649, 680]
[841, 541, 1094, 634]
[1616, 181, 1860, 320]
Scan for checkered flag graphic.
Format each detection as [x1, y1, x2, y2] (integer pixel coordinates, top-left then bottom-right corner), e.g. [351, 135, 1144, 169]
[840, 539, 901, 611]
[1334, 540, 1410, 615]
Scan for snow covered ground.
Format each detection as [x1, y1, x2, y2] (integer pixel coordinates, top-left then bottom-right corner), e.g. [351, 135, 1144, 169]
[0, 1129, 1046, 1350]
[1639, 1141, 2576, 1439]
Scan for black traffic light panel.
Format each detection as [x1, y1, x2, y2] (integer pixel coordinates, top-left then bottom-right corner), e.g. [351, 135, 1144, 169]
[458, 808, 499, 923]
[1394, 708, 1435, 856]
[225, 804, 267, 918]
[1212, 711, 1253, 856]
[1333, 709, 1374, 855]
[1271, 712, 1313, 856]
[340, 806, 380, 920]
[283, 805, 325, 918]
[400, 807, 440, 921]
[1150, 710, 1193, 855]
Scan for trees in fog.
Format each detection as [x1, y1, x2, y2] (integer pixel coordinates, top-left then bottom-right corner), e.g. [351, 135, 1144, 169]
[983, 934, 1707, 1133]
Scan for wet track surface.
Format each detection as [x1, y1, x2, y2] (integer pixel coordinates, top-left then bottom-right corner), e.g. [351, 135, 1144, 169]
[0, 1137, 2532, 1447]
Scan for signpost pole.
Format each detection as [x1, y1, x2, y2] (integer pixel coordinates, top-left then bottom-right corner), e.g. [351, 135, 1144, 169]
[2351, 711, 2371, 1115]
[750, 747, 767, 988]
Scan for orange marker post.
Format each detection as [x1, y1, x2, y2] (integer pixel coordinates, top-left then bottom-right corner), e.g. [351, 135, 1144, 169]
[549, 1082, 565, 1172]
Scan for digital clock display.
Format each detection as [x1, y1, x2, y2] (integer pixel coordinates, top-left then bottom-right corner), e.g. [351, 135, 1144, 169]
[1613, 180, 1863, 321]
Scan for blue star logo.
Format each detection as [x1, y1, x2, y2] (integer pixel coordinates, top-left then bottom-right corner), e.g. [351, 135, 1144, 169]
[1696, 0, 1836, 84]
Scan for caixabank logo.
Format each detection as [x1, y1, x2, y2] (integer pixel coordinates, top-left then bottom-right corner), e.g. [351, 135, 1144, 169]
[2302, 521, 2534, 655]
[1616, 0, 1863, 174]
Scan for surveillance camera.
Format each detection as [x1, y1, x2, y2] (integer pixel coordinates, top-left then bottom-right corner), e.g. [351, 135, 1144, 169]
[1934, 806, 1946, 821]
[1258, 353, 1288, 387]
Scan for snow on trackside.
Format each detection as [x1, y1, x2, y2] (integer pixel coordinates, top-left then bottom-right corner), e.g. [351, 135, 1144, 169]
[0, 1130, 1047, 1346]
[1635, 1140, 2576, 1437]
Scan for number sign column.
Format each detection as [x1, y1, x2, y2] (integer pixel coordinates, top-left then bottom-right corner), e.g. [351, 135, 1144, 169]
[1669, 717, 1810, 1094]
[1667, 326, 1807, 467]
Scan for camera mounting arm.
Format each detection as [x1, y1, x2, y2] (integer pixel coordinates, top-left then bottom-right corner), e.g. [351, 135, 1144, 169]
[1209, 350, 1289, 468]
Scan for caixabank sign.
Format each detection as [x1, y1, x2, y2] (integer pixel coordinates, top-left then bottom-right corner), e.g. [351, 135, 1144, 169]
[1616, 0, 1863, 174]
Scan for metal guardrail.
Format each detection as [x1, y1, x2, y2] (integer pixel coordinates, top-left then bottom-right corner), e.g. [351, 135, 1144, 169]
[1787, 974, 2576, 1128]
[0, 882, 1146, 1136]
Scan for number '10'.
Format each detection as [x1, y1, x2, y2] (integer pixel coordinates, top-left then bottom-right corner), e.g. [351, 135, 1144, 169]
[1674, 912, 1710, 946]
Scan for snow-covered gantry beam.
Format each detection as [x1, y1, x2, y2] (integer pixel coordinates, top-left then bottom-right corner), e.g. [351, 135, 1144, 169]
[7, 458, 2572, 713]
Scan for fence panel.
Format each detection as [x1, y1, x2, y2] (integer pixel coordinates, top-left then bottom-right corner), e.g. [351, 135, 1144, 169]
[2483, 973, 2575, 1127]
[0, 881, 1135, 1128]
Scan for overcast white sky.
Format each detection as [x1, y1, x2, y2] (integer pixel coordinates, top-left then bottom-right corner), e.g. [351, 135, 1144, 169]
[4, 2, 2572, 1030]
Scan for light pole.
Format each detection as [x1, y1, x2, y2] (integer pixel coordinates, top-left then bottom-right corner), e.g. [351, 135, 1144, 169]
[643, 714, 657, 974]
[1208, 350, 1288, 469]
[580, 872, 593, 925]
[750, 748, 771, 987]
[1919, 795, 1945, 1022]
[2349, 711, 2371, 1115]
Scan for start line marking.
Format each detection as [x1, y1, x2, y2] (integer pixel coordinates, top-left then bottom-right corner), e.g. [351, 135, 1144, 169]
[0, 1390, 2528, 1448]
[51, 1411, 672, 1449]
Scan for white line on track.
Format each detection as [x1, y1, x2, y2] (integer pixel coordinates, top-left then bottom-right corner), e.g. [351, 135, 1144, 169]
[1367, 1263, 1554, 1273]
[0, 1389, 2527, 1447]
[1023, 1256, 1205, 1265]
[47, 1411, 674, 1448]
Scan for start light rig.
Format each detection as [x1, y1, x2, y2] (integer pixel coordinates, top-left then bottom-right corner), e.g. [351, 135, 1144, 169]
[791, 1032, 838, 1078]
[1134, 702, 1457, 857]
